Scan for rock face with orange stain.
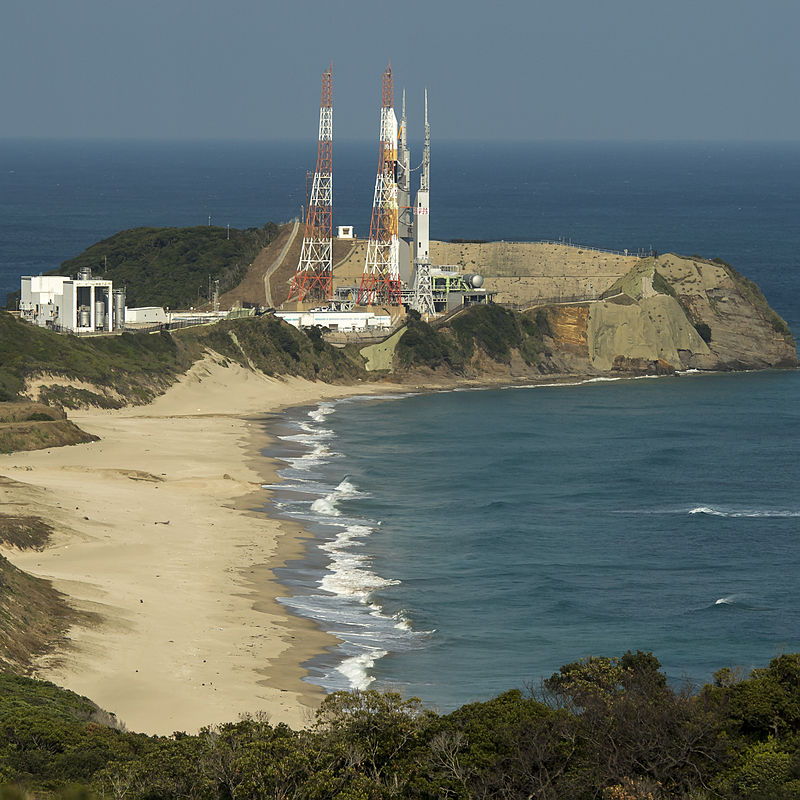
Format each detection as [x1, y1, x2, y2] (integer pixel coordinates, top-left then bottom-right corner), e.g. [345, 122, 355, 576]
[512, 254, 795, 376]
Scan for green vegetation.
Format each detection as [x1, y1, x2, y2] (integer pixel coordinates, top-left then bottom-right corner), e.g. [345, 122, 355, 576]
[3, 653, 800, 797]
[694, 321, 713, 343]
[0, 312, 184, 406]
[0, 310, 366, 415]
[0, 556, 79, 673]
[56, 224, 279, 309]
[0, 401, 98, 453]
[711, 258, 793, 338]
[0, 514, 53, 550]
[394, 305, 547, 372]
[652, 269, 677, 299]
[178, 316, 367, 382]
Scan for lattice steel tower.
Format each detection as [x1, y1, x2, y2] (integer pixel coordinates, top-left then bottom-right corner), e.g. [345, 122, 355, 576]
[358, 66, 401, 306]
[289, 65, 333, 302]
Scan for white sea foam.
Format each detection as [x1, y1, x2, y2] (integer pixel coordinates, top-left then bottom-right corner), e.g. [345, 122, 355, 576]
[320, 551, 399, 599]
[689, 506, 800, 518]
[309, 404, 336, 423]
[335, 478, 362, 498]
[280, 429, 334, 444]
[510, 376, 625, 390]
[337, 649, 388, 689]
[715, 596, 736, 605]
[319, 524, 371, 552]
[311, 497, 341, 516]
[309, 478, 367, 520]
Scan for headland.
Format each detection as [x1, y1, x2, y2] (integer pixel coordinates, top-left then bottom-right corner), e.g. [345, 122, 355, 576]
[0, 225, 796, 735]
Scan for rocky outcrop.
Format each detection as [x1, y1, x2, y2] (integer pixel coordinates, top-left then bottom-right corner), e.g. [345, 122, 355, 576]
[656, 255, 796, 370]
[389, 253, 797, 380]
[536, 255, 797, 375]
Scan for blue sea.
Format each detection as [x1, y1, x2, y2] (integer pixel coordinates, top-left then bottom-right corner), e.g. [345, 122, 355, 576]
[1, 139, 798, 707]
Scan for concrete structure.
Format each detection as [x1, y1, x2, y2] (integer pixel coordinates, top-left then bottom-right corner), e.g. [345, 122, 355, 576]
[124, 307, 168, 325]
[337, 226, 354, 239]
[275, 309, 391, 332]
[20, 270, 114, 332]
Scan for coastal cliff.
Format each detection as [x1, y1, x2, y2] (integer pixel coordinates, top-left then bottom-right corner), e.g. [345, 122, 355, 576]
[1, 238, 795, 412]
[376, 253, 796, 380]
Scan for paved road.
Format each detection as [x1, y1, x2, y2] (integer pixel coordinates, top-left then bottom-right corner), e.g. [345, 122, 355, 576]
[263, 219, 299, 307]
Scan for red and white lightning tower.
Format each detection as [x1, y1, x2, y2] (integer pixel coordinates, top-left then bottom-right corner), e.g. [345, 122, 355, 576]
[358, 66, 401, 306]
[289, 65, 333, 302]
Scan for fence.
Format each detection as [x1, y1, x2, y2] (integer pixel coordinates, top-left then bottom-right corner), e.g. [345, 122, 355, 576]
[526, 240, 655, 258]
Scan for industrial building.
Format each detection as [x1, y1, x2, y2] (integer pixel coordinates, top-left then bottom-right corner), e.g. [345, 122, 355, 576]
[275, 309, 391, 332]
[20, 268, 124, 333]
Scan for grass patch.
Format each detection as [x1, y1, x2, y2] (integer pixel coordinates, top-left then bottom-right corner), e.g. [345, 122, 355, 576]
[0, 516, 53, 550]
[0, 555, 81, 673]
[0, 420, 99, 454]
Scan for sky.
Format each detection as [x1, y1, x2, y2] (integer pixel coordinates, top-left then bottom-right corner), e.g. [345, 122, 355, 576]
[1, 0, 799, 142]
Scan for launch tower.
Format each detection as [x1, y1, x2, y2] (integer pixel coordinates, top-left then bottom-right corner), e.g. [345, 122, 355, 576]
[289, 65, 333, 302]
[358, 67, 401, 306]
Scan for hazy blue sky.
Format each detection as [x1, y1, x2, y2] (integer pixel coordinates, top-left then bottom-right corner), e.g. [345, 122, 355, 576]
[1, 0, 798, 142]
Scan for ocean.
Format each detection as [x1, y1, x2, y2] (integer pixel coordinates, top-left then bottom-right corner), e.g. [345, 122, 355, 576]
[1, 138, 798, 708]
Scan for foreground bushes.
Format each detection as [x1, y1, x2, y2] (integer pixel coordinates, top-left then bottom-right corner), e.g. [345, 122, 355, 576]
[4, 652, 800, 798]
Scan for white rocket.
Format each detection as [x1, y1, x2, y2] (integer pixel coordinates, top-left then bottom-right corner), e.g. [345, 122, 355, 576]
[413, 89, 431, 267]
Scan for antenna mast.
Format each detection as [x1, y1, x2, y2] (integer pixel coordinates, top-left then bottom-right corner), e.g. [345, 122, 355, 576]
[358, 66, 401, 306]
[289, 65, 333, 302]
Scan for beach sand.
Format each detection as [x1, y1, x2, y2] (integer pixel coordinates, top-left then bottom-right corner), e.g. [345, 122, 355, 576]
[0, 356, 395, 735]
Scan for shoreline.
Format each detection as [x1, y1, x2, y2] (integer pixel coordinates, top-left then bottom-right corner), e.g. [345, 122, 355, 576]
[0, 362, 769, 734]
[0, 357, 408, 735]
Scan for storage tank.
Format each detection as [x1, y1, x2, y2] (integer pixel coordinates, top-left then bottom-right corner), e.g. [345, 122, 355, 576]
[113, 289, 126, 330]
[78, 305, 91, 327]
[462, 273, 484, 289]
[95, 300, 106, 329]
[78, 267, 92, 281]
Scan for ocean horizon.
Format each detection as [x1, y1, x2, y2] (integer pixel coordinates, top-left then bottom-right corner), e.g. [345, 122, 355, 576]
[2, 138, 798, 707]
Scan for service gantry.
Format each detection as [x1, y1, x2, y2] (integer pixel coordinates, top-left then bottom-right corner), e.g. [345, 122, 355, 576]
[358, 66, 401, 306]
[288, 65, 333, 302]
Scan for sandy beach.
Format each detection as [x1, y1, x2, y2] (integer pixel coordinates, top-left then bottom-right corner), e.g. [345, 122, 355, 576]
[0, 356, 396, 735]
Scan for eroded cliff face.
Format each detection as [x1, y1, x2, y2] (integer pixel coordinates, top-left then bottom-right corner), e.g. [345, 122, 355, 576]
[541, 255, 796, 374]
[587, 294, 709, 372]
[656, 256, 796, 370]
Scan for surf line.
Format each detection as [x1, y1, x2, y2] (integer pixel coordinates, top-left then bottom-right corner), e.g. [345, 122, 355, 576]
[262, 398, 428, 694]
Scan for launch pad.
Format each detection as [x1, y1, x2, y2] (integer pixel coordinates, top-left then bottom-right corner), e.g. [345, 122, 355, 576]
[284, 65, 491, 323]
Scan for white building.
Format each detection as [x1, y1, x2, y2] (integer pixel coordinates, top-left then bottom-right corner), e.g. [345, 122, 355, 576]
[275, 310, 391, 332]
[124, 306, 167, 325]
[337, 225, 354, 239]
[20, 270, 115, 332]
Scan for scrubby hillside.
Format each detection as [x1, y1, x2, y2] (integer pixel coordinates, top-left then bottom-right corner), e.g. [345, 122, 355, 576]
[56, 224, 280, 308]
[4, 652, 800, 798]
[375, 256, 796, 379]
[0, 311, 186, 407]
[0, 310, 367, 414]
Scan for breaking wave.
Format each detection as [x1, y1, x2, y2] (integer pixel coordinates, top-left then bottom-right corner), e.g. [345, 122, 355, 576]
[689, 506, 800, 518]
[267, 399, 426, 693]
